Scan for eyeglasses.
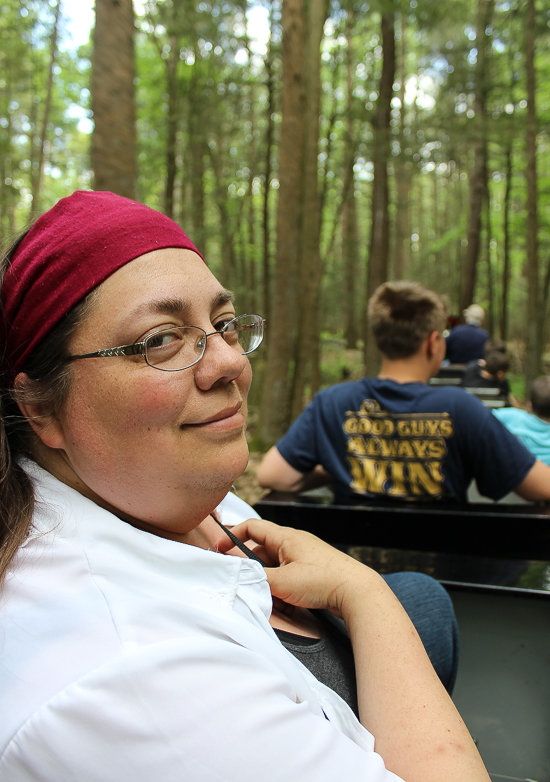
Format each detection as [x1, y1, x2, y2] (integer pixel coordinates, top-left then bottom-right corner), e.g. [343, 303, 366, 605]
[67, 313, 265, 372]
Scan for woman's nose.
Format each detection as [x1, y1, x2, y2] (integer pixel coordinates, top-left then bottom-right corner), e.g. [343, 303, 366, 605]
[193, 332, 248, 389]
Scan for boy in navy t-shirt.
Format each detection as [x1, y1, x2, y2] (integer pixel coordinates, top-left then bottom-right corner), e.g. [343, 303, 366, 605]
[258, 282, 550, 504]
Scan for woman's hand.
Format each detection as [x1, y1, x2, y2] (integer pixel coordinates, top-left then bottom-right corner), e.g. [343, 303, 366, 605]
[219, 518, 490, 782]
[217, 518, 377, 619]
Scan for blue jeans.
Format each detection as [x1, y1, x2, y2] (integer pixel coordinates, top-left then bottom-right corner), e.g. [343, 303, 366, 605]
[383, 572, 459, 694]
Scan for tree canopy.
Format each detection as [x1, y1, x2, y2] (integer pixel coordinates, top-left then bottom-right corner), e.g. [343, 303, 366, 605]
[1, 0, 549, 441]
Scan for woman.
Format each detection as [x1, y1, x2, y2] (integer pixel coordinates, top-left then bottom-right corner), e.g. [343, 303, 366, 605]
[0, 191, 489, 782]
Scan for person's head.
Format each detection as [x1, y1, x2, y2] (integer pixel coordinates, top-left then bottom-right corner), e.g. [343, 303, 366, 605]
[463, 304, 485, 327]
[368, 281, 447, 360]
[1, 191, 263, 539]
[530, 376, 550, 420]
[483, 350, 509, 378]
[484, 337, 506, 356]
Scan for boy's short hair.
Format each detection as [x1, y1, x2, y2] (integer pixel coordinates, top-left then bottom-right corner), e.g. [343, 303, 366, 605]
[530, 376, 550, 419]
[484, 350, 509, 376]
[368, 281, 447, 359]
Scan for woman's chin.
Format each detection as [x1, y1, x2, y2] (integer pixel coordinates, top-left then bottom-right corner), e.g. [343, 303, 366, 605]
[221, 448, 250, 494]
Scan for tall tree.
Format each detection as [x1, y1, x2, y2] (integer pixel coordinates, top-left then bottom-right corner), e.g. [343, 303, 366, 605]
[392, 13, 411, 281]
[289, 0, 329, 421]
[500, 143, 512, 341]
[342, 3, 359, 349]
[91, 0, 137, 198]
[29, 0, 61, 216]
[261, 11, 277, 327]
[163, 29, 179, 219]
[258, 0, 306, 445]
[460, 0, 494, 312]
[258, 0, 328, 441]
[364, 9, 396, 375]
[524, 0, 540, 384]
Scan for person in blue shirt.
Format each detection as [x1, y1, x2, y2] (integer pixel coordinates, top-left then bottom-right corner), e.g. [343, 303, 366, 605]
[445, 303, 489, 364]
[493, 376, 550, 467]
[258, 281, 550, 504]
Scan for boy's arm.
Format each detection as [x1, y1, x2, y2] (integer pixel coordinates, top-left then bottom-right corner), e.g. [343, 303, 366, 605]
[514, 459, 550, 502]
[257, 446, 332, 493]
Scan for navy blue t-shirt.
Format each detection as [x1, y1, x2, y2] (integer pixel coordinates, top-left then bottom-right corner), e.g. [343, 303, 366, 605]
[276, 378, 535, 504]
[445, 324, 489, 364]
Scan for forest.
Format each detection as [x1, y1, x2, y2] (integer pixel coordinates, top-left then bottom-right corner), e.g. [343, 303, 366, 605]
[1, 0, 550, 447]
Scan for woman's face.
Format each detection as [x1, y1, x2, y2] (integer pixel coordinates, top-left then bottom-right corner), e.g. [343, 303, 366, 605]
[37, 249, 252, 536]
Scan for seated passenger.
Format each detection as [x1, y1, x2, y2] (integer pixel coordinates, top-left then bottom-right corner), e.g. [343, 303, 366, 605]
[461, 349, 511, 401]
[493, 376, 550, 467]
[0, 193, 486, 782]
[445, 303, 489, 363]
[258, 281, 550, 504]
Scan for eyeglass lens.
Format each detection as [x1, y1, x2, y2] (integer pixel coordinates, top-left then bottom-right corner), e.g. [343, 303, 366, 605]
[144, 314, 263, 371]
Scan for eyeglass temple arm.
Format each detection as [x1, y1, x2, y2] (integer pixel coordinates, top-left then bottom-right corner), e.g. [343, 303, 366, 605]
[69, 343, 145, 360]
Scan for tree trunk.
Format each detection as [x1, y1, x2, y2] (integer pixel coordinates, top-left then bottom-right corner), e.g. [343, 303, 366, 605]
[29, 0, 61, 216]
[460, 0, 494, 312]
[262, 37, 275, 328]
[208, 144, 235, 286]
[500, 144, 512, 341]
[524, 0, 540, 385]
[392, 14, 410, 280]
[364, 11, 395, 375]
[258, 0, 306, 446]
[485, 194, 494, 334]
[343, 5, 358, 349]
[0, 51, 17, 235]
[431, 168, 440, 278]
[164, 33, 179, 219]
[187, 43, 207, 253]
[243, 7, 260, 314]
[91, 0, 137, 199]
[342, 183, 359, 349]
[289, 0, 328, 422]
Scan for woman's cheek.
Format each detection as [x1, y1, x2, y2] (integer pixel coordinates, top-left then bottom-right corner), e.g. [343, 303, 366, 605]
[79, 368, 187, 431]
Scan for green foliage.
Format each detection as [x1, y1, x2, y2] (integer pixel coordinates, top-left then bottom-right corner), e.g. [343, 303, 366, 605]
[2, 0, 550, 403]
[507, 371, 526, 402]
[0, 0, 92, 236]
[318, 336, 363, 387]
[515, 561, 550, 591]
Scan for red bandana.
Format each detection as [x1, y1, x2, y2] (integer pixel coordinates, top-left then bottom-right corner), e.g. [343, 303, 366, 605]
[1, 190, 203, 381]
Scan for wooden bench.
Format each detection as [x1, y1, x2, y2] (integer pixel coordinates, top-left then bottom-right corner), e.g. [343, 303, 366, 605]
[428, 374, 509, 407]
[429, 376, 462, 385]
[434, 363, 466, 379]
[463, 386, 508, 408]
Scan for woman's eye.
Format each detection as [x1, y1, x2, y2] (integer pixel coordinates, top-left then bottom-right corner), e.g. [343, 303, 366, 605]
[214, 318, 234, 332]
[147, 330, 179, 350]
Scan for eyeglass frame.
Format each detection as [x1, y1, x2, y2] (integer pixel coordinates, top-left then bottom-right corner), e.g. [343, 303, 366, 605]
[66, 313, 265, 372]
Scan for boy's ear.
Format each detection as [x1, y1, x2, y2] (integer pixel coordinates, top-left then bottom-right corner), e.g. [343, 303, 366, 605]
[13, 373, 66, 450]
[426, 330, 440, 359]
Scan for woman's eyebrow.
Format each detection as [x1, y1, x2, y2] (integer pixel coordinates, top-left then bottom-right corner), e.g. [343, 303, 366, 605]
[134, 289, 235, 319]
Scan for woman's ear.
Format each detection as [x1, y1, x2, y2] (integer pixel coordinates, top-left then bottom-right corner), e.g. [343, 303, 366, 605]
[13, 372, 66, 450]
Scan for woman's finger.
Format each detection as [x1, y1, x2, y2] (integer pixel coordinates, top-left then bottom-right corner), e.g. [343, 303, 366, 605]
[216, 518, 287, 559]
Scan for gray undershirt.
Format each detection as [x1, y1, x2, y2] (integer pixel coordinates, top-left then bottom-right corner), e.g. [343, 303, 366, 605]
[275, 623, 359, 717]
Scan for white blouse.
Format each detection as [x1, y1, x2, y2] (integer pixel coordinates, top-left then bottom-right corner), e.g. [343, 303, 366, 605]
[0, 461, 402, 781]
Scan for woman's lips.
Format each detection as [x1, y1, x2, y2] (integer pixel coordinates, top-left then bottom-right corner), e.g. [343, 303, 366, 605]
[184, 403, 244, 430]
